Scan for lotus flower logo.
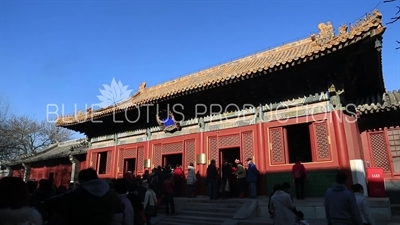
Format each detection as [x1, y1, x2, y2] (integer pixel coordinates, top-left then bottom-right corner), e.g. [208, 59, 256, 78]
[97, 78, 133, 108]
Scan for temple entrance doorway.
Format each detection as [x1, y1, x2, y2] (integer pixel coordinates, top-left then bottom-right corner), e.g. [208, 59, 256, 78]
[219, 147, 241, 167]
[285, 123, 312, 163]
[219, 147, 240, 197]
[163, 153, 183, 169]
[124, 158, 136, 174]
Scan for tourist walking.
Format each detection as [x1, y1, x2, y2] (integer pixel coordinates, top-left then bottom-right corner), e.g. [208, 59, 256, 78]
[234, 159, 246, 198]
[270, 184, 297, 225]
[245, 157, 258, 198]
[163, 175, 176, 215]
[324, 171, 363, 225]
[221, 160, 232, 199]
[352, 183, 376, 225]
[268, 184, 282, 219]
[144, 183, 158, 225]
[186, 162, 197, 198]
[112, 178, 134, 225]
[292, 157, 307, 200]
[173, 164, 184, 197]
[206, 159, 218, 200]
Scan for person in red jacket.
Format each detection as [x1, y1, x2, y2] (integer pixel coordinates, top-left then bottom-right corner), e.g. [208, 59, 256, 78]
[292, 157, 307, 200]
[163, 175, 176, 215]
[173, 164, 184, 196]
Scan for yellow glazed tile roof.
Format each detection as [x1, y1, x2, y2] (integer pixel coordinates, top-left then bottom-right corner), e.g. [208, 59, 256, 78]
[57, 10, 385, 126]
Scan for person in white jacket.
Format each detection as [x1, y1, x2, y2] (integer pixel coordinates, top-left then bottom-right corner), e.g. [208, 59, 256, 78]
[352, 183, 376, 225]
[112, 178, 134, 225]
[143, 183, 158, 225]
[270, 185, 297, 225]
[0, 177, 43, 225]
[186, 163, 197, 198]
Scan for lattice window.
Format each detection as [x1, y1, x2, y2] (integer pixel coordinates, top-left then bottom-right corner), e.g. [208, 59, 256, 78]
[269, 127, 285, 165]
[125, 148, 137, 158]
[209, 137, 218, 164]
[153, 144, 162, 168]
[242, 132, 254, 160]
[106, 151, 112, 174]
[90, 152, 97, 169]
[387, 128, 400, 173]
[163, 142, 183, 154]
[118, 149, 124, 173]
[185, 139, 196, 166]
[219, 134, 240, 148]
[369, 132, 390, 172]
[313, 122, 331, 161]
[137, 146, 145, 172]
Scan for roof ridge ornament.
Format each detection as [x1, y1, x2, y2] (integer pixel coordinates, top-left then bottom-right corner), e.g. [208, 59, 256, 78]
[310, 22, 335, 46]
[139, 82, 146, 93]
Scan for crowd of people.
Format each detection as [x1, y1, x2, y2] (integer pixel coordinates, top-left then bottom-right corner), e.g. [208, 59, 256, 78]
[0, 158, 378, 225]
[0, 165, 186, 225]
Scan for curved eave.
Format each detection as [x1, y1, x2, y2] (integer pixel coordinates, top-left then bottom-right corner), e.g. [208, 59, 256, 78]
[357, 105, 400, 115]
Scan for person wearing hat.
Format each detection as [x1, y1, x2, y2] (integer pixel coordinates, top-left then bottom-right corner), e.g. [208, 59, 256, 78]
[245, 157, 259, 198]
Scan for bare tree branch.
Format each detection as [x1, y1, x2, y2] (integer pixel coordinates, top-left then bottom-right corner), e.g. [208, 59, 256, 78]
[387, 5, 400, 24]
[0, 95, 74, 162]
[385, 0, 400, 48]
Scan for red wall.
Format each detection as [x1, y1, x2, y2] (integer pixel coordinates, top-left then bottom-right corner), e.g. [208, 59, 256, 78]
[30, 164, 72, 187]
[87, 112, 366, 189]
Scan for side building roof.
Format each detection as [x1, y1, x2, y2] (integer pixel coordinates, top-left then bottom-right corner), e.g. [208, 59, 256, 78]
[356, 90, 400, 115]
[5, 139, 89, 166]
[56, 10, 385, 127]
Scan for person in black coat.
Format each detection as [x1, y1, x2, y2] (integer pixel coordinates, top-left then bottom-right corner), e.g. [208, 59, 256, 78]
[206, 159, 218, 200]
[42, 168, 124, 225]
[127, 182, 145, 225]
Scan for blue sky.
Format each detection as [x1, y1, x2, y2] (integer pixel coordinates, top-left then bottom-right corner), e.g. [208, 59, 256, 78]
[1, 0, 399, 137]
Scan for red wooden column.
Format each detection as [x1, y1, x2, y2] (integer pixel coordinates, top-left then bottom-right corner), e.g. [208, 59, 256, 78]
[331, 111, 352, 184]
[257, 122, 267, 195]
[197, 131, 207, 195]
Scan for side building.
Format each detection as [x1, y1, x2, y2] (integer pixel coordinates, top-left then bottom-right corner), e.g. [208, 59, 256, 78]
[5, 139, 89, 187]
[55, 10, 397, 197]
[356, 90, 400, 203]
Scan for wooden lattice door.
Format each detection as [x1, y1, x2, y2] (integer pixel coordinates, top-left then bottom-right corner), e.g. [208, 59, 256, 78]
[310, 121, 332, 162]
[269, 127, 286, 165]
[368, 131, 391, 173]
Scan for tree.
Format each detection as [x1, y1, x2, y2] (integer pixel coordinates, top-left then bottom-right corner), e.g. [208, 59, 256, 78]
[7, 115, 74, 157]
[384, 0, 400, 49]
[0, 96, 17, 161]
[0, 95, 74, 161]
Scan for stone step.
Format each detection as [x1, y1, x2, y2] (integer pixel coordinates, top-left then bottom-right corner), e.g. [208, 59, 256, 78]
[237, 217, 400, 225]
[185, 198, 245, 204]
[154, 198, 242, 225]
[178, 209, 235, 218]
[185, 202, 242, 209]
[182, 206, 238, 213]
[156, 215, 226, 225]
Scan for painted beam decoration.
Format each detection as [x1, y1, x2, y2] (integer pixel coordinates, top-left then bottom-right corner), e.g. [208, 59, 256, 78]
[156, 110, 181, 133]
